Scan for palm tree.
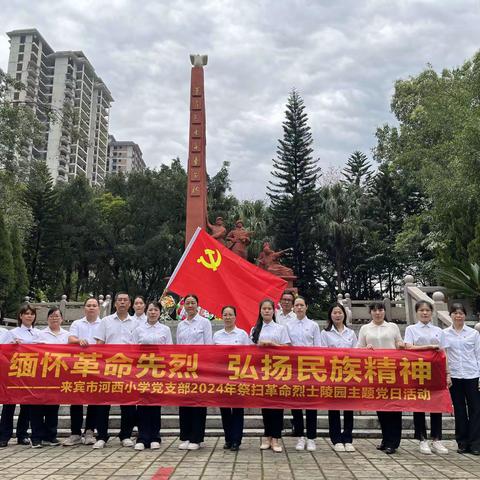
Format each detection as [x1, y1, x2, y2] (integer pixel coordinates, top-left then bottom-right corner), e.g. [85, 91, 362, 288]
[438, 263, 480, 313]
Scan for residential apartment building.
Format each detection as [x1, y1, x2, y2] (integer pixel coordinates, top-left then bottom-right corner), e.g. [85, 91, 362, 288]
[107, 135, 146, 174]
[6, 28, 113, 185]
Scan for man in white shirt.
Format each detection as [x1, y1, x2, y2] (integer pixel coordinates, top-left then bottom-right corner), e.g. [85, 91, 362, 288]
[63, 298, 102, 447]
[275, 290, 297, 326]
[93, 293, 137, 449]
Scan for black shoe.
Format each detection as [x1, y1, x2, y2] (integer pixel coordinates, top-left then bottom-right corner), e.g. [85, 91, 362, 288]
[42, 438, 60, 446]
[230, 443, 240, 451]
[31, 442, 43, 449]
[17, 438, 31, 446]
[223, 442, 231, 450]
[470, 449, 480, 456]
[457, 446, 469, 454]
[0, 441, 8, 448]
[385, 447, 396, 454]
[376, 442, 386, 451]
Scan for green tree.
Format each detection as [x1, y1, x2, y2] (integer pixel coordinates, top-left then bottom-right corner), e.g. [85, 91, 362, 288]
[267, 90, 321, 300]
[6, 225, 29, 314]
[342, 151, 372, 188]
[0, 210, 14, 317]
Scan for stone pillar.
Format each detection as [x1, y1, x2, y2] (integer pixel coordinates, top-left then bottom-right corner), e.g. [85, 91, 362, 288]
[185, 54, 208, 246]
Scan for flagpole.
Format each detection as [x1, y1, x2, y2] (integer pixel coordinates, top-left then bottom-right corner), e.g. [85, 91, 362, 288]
[166, 227, 202, 290]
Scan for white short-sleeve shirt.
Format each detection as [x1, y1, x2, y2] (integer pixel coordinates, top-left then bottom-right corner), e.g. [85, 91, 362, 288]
[133, 322, 173, 345]
[37, 327, 70, 344]
[0, 327, 9, 344]
[357, 321, 402, 349]
[176, 314, 213, 345]
[321, 325, 357, 348]
[6, 325, 42, 344]
[251, 321, 291, 345]
[404, 321, 446, 347]
[213, 327, 251, 345]
[276, 310, 296, 326]
[94, 313, 138, 344]
[444, 325, 480, 379]
[69, 317, 101, 344]
[286, 317, 322, 346]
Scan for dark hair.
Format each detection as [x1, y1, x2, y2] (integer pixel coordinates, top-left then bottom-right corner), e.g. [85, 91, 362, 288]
[115, 292, 131, 302]
[84, 297, 99, 306]
[415, 300, 433, 312]
[281, 290, 295, 301]
[325, 303, 347, 331]
[134, 295, 146, 304]
[369, 301, 386, 312]
[17, 304, 37, 327]
[147, 301, 162, 311]
[222, 305, 237, 316]
[47, 307, 63, 318]
[449, 302, 467, 315]
[293, 295, 307, 305]
[183, 293, 199, 304]
[251, 299, 276, 344]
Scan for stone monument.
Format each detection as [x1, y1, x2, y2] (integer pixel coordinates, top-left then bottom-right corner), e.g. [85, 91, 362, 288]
[185, 54, 208, 246]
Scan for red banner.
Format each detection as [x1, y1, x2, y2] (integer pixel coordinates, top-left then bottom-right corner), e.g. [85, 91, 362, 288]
[167, 228, 287, 332]
[0, 345, 452, 412]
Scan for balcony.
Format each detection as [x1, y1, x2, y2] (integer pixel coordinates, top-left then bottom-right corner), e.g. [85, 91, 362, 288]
[59, 144, 69, 155]
[57, 164, 67, 175]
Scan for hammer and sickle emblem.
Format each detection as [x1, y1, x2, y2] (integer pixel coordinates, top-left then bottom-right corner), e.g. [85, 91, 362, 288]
[197, 248, 222, 271]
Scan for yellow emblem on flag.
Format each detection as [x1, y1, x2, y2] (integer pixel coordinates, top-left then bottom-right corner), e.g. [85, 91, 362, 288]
[197, 249, 222, 271]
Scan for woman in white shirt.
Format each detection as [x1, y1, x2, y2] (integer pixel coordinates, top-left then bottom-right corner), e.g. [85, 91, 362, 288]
[213, 305, 250, 451]
[444, 302, 480, 455]
[321, 303, 357, 453]
[404, 300, 448, 455]
[132, 295, 147, 324]
[250, 298, 291, 453]
[287, 296, 321, 452]
[133, 301, 172, 451]
[31, 307, 69, 448]
[0, 304, 39, 448]
[176, 294, 213, 451]
[357, 301, 404, 454]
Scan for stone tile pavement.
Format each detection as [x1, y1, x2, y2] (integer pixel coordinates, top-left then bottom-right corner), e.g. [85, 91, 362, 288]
[0, 437, 479, 480]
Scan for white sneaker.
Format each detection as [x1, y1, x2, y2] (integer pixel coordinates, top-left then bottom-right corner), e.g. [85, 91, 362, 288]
[419, 440, 432, 454]
[295, 437, 306, 451]
[92, 440, 105, 449]
[344, 443, 356, 452]
[334, 443, 346, 452]
[306, 439, 316, 451]
[432, 440, 448, 454]
[187, 442, 200, 450]
[178, 440, 190, 450]
[83, 430, 96, 445]
[134, 442, 145, 451]
[62, 435, 82, 446]
[121, 438, 134, 447]
[150, 442, 161, 449]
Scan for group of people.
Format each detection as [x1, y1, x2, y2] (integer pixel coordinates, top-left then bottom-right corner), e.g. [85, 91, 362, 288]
[0, 290, 479, 457]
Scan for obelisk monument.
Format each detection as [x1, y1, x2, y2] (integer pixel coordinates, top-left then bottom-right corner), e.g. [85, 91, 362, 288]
[185, 54, 208, 246]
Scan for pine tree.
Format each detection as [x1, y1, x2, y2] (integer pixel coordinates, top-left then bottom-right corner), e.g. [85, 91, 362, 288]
[267, 90, 321, 300]
[342, 151, 372, 188]
[0, 210, 14, 317]
[6, 225, 29, 314]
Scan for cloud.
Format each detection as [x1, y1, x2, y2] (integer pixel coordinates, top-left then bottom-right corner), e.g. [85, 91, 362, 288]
[1, 0, 479, 200]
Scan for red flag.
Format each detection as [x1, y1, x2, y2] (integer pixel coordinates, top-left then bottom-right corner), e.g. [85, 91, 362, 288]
[167, 228, 287, 332]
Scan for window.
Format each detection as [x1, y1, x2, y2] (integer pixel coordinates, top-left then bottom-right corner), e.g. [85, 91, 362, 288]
[16, 73, 21, 80]
[17, 62, 23, 71]
[18, 54, 24, 61]
[19, 44, 25, 53]
[20, 35, 25, 43]
[13, 92, 19, 100]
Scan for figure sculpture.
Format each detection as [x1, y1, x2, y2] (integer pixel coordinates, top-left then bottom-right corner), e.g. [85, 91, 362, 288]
[257, 242, 295, 278]
[226, 220, 251, 260]
[206, 216, 227, 244]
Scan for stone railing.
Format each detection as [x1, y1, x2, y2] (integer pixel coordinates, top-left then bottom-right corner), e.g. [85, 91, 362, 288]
[337, 293, 406, 323]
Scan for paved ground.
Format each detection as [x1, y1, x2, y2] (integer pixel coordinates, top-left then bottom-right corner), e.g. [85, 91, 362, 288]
[0, 437, 479, 480]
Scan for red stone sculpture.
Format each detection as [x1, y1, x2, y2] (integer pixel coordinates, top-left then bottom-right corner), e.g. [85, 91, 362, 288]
[257, 242, 297, 287]
[206, 216, 227, 245]
[226, 220, 252, 260]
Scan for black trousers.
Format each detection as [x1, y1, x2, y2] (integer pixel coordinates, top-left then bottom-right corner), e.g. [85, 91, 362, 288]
[413, 412, 442, 440]
[30, 404, 59, 443]
[0, 404, 30, 441]
[328, 410, 353, 444]
[292, 409, 317, 440]
[450, 377, 480, 450]
[179, 406, 207, 443]
[377, 411, 402, 449]
[261, 408, 283, 438]
[137, 406, 161, 447]
[70, 405, 97, 435]
[220, 408, 244, 445]
[96, 405, 136, 441]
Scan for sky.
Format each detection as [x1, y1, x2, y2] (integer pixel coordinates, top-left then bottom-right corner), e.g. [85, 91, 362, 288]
[1, 0, 479, 199]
